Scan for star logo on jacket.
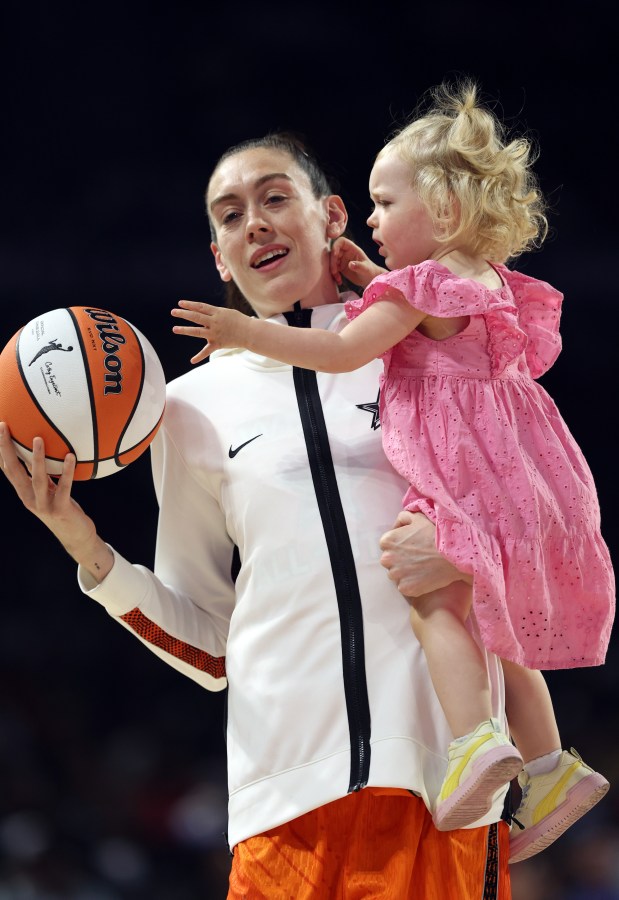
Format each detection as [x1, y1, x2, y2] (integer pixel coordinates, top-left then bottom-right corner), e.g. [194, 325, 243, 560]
[356, 391, 380, 430]
[228, 434, 263, 458]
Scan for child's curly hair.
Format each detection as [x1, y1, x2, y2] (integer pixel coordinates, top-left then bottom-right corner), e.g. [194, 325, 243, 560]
[381, 80, 548, 263]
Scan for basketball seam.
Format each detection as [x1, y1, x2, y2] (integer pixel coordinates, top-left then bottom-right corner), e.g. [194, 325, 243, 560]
[67, 307, 98, 479]
[114, 318, 146, 467]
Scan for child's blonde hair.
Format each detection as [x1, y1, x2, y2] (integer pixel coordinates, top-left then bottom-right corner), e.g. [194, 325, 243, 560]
[379, 80, 548, 263]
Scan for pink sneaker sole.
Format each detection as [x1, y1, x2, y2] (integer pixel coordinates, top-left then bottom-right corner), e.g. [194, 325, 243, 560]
[435, 744, 523, 831]
[509, 771, 609, 863]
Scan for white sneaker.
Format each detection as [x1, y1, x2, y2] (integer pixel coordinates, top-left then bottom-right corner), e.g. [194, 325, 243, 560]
[434, 718, 523, 831]
[509, 748, 609, 863]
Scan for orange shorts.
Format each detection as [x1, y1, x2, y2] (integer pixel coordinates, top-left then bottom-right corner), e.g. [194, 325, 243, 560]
[228, 788, 511, 899]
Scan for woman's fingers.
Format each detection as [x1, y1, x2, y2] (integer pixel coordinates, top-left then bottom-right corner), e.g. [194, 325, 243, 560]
[55, 451, 77, 501]
[0, 424, 75, 517]
[0, 423, 33, 497]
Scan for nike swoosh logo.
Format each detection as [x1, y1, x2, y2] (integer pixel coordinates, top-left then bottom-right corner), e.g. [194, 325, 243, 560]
[228, 434, 263, 458]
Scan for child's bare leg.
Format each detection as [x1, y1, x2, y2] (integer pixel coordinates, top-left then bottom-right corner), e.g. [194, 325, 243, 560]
[501, 659, 561, 762]
[410, 580, 492, 737]
[504, 657, 609, 863]
[414, 581, 523, 830]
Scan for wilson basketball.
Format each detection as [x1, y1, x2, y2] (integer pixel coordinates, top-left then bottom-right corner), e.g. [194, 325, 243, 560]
[0, 306, 167, 479]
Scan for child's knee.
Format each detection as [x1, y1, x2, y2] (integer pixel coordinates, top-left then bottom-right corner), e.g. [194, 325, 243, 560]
[410, 581, 472, 621]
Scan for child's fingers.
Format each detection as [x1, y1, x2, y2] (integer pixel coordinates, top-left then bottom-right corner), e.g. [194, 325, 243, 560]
[190, 344, 217, 365]
[171, 304, 242, 360]
[171, 305, 217, 363]
[330, 241, 363, 285]
[329, 243, 345, 283]
[172, 324, 211, 338]
[176, 299, 218, 314]
[172, 300, 219, 326]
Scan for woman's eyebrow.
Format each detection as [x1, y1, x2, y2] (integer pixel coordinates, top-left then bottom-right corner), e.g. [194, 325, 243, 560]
[209, 173, 293, 213]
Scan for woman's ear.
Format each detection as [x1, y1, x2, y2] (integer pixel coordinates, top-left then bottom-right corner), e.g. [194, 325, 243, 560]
[211, 242, 233, 283]
[326, 195, 348, 240]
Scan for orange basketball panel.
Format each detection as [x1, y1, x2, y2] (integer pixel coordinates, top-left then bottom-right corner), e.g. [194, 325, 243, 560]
[69, 307, 144, 459]
[73, 460, 96, 480]
[0, 329, 74, 460]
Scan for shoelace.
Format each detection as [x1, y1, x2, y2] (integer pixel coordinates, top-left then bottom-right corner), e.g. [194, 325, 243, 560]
[509, 783, 528, 831]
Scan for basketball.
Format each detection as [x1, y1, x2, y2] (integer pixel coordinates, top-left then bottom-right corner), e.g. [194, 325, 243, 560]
[0, 306, 167, 480]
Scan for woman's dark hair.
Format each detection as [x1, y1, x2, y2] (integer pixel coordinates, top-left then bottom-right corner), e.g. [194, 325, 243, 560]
[206, 132, 341, 315]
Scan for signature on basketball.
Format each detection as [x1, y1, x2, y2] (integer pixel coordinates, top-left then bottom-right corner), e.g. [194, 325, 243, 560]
[43, 361, 62, 396]
[28, 340, 74, 366]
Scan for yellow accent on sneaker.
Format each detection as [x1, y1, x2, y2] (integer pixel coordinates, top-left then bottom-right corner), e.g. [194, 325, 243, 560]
[509, 748, 610, 864]
[529, 760, 582, 825]
[439, 731, 499, 800]
[434, 718, 523, 831]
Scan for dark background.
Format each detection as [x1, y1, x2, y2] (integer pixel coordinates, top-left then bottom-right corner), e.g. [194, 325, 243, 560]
[1, 3, 617, 898]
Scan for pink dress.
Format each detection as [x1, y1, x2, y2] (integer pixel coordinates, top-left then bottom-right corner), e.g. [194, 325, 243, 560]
[345, 260, 615, 669]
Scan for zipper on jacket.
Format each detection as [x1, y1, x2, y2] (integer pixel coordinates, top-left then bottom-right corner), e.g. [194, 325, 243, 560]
[284, 303, 371, 792]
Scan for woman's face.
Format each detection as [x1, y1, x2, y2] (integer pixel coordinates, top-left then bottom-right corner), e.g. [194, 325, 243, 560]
[208, 148, 347, 318]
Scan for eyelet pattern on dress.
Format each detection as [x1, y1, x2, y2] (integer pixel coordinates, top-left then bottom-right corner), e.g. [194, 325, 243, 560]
[344, 261, 615, 670]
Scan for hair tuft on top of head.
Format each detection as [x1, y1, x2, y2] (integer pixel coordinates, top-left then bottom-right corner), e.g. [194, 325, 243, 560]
[380, 78, 548, 263]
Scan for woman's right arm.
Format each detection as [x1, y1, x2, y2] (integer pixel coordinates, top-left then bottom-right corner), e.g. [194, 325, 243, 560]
[0, 418, 233, 691]
[0, 423, 114, 582]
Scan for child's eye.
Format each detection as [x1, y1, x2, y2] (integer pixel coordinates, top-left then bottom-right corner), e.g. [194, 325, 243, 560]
[369, 200, 390, 214]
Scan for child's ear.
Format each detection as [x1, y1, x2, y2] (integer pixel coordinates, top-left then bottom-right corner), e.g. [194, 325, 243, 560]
[211, 242, 233, 283]
[440, 194, 460, 231]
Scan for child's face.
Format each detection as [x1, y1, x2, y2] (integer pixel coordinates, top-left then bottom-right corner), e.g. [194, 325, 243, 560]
[367, 151, 441, 270]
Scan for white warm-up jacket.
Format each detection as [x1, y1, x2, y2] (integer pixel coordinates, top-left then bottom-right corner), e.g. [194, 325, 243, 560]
[79, 300, 507, 849]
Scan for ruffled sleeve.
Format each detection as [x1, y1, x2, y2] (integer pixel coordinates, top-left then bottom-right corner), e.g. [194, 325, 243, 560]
[344, 262, 564, 379]
[344, 262, 497, 321]
[345, 262, 529, 376]
[496, 266, 563, 378]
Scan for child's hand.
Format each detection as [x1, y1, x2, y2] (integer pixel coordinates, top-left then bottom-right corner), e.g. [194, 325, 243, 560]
[330, 237, 386, 289]
[171, 301, 251, 364]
